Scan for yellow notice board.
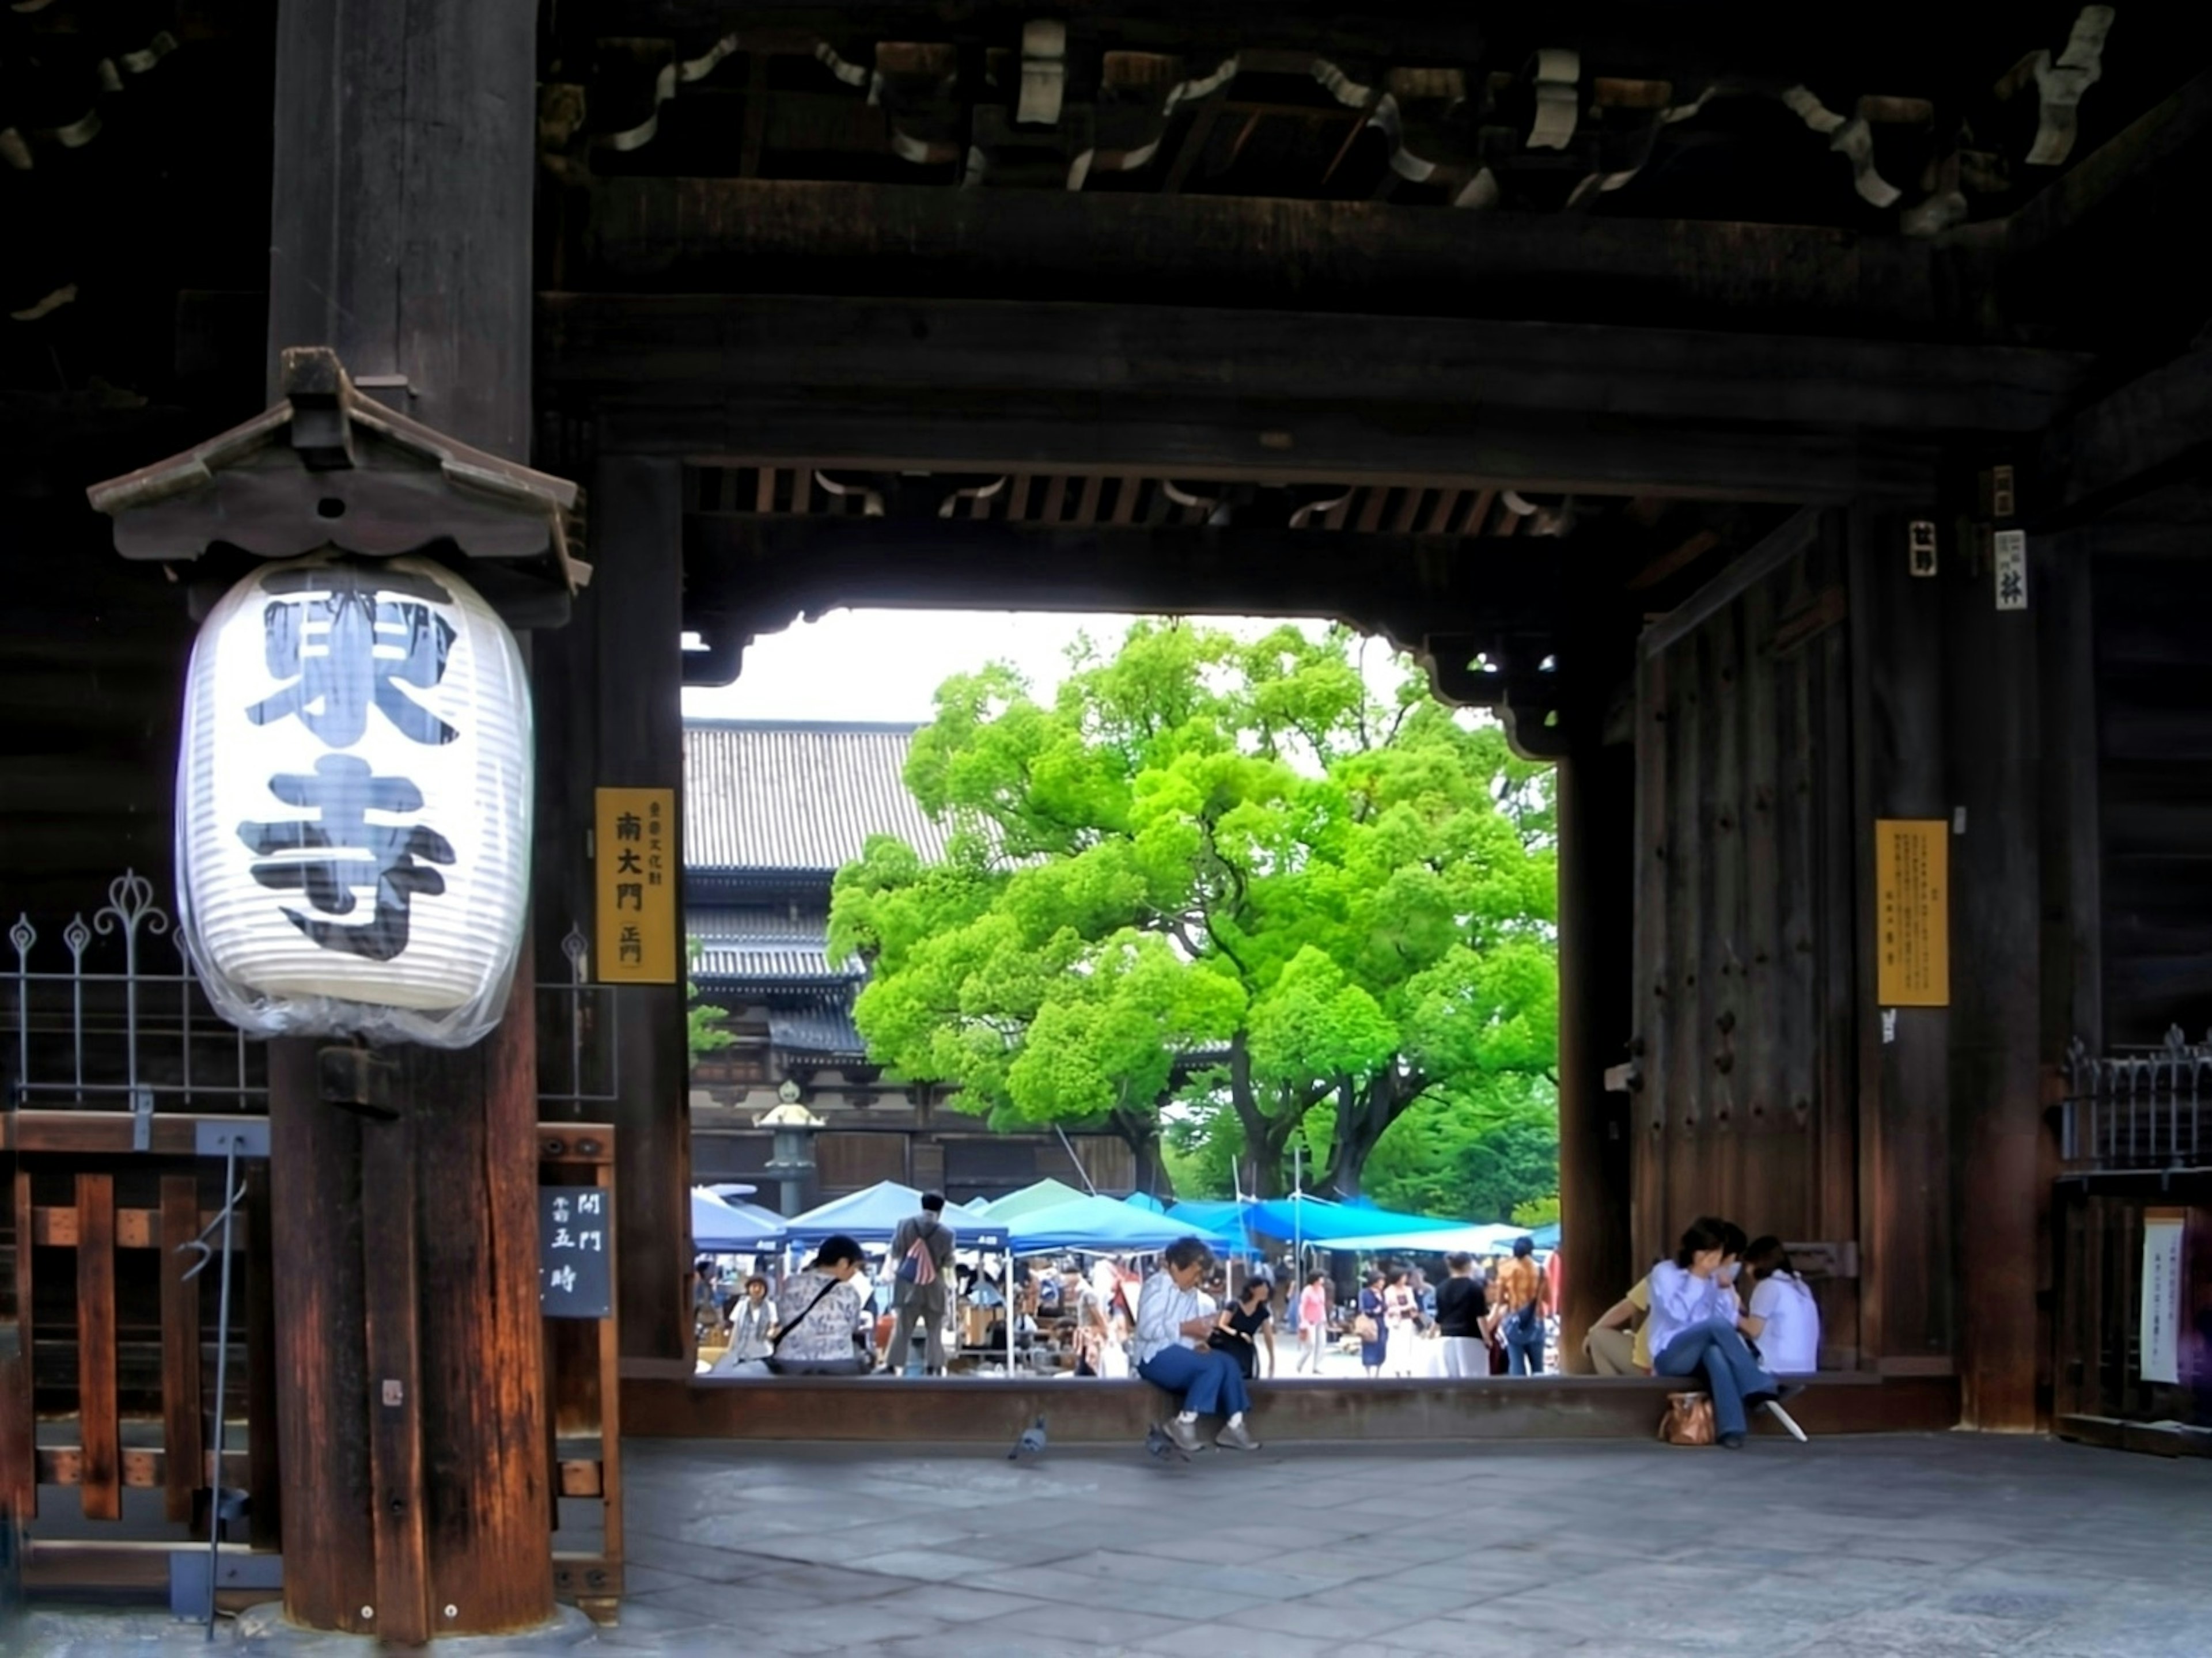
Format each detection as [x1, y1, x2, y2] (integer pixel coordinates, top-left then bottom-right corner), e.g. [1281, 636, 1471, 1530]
[1875, 818, 1949, 1007]
[596, 787, 677, 984]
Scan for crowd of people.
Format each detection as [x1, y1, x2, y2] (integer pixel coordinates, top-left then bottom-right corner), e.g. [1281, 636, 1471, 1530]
[692, 1190, 1820, 1451]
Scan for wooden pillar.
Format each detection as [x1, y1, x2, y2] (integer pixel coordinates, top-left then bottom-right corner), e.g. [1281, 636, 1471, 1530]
[264, 0, 552, 1636]
[1945, 511, 2044, 1430]
[1845, 504, 1955, 1374]
[1555, 729, 1636, 1368]
[533, 456, 691, 1367]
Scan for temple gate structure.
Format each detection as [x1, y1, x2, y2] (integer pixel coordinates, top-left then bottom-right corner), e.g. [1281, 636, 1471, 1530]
[2, 0, 2209, 1637]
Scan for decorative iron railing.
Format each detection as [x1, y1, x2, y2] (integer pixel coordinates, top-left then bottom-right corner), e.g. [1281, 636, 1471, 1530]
[5, 870, 619, 1117]
[2062, 1029, 2212, 1174]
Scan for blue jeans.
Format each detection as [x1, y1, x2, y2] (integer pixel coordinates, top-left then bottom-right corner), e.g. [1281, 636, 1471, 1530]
[1506, 1323, 1546, 1376]
[1138, 1344, 1252, 1419]
[1654, 1318, 1777, 1440]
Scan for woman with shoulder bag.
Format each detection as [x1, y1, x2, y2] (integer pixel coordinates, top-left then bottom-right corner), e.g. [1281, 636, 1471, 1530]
[762, 1235, 872, 1376]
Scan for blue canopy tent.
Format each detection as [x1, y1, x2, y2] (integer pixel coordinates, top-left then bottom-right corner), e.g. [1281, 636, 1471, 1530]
[782, 1181, 1005, 1247]
[1121, 1192, 1168, 1214]
[1527, 1221, 1562, 1251]
[691, 1187, 786, 1251]
[1009, 1196, 1241, 1256]
[1164, 1198, 1253, 1240]
[1241, 1193, 1463, 1245]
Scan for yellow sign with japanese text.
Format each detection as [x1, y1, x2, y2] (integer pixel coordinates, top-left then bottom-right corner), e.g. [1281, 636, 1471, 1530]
[595, 787, 677, 984]
[1875, 818, 1949, 1007]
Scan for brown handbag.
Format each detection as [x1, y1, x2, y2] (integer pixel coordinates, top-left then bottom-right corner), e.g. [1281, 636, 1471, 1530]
[1658, 1390, 1717, 1446]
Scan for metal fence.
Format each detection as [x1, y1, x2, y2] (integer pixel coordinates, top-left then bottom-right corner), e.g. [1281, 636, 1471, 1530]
[6, 870, 619, 1118]
[2062, 1029, 2212, 1174]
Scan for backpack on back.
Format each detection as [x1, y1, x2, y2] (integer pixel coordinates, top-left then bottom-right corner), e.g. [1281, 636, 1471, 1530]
[895, 1219, 939, 1287]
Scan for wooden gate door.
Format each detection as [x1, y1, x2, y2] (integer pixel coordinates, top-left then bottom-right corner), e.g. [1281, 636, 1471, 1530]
[1631, 512, 1862, 1367]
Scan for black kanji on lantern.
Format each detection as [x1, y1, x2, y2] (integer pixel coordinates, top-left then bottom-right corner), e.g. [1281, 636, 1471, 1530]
[237, 753, 457, 961]
[248, 566, 460, 747]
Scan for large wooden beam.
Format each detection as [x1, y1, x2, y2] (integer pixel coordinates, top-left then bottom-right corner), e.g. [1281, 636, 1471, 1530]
[2043, 346, 2212, 521]
[573, 394, 1931, 505]
[682, 515, 1575, 685]
[540, 294, 2090, 435]
[577, 179, 1956, 334]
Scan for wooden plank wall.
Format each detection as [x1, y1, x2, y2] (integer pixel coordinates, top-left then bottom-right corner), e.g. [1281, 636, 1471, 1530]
[2094, 551, 2212, 1044]
[1633, 513, 1863, 1364]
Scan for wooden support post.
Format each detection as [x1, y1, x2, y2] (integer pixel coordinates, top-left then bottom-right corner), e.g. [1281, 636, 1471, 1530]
[1555, 732, 1637, 1368]
[268, 1042, 375, 1632]
[74, 1174, 119, 1522]
[1846, 504, 1955, 1371]
[158, 1175, 204, 1528]
[1945, 515, 2043, 1429]
[361, 1112, 431, 1644]
[414, 966, 553, 1632]
[537, 455, 690, 1368]
[263, 0, 556, 1634]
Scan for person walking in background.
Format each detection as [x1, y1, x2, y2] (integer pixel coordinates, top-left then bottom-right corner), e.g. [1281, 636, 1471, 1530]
[1489, 1236, 1549, 1375]
[1381, 1267, 1420, 1377]
[1435, 1252, 1491, 1378]
[1213, 1276, 1277, 1380]
[1740, 1236, 1821, 1375]
[1296, 1272, 1331, 1374]
[881, 1190, 957, 1376]
[1357, 1270, 1388, 1376]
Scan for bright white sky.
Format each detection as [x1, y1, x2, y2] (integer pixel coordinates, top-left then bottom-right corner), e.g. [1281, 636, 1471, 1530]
[681, 609, 1422, 722]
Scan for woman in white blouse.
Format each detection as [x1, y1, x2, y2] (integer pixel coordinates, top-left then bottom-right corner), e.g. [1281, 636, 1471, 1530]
[1135, 1237, 1260, 1454]
[1646, 1217, 1781, 1449]
[1740, 1236, 1821, 1375]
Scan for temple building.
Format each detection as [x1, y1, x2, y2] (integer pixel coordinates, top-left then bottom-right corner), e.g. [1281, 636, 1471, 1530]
[683, 719, 1137, 1208]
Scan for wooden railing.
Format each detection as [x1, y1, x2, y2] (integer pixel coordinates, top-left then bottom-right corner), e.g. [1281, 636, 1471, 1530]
[0, 1111, 623, 1618]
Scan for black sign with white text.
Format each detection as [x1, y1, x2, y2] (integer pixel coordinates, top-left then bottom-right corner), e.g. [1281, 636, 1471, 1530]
[539, 1185, 614, 1319]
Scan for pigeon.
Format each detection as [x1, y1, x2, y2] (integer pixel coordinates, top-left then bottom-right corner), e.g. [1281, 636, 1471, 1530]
[1007, 1414, 1048, 1462]
[1144, 1422, 1189, 1464]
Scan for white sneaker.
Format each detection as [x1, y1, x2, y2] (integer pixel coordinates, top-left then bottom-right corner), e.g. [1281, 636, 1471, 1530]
[1215, 1420, 1262, 1452]
[1165, 1417, 1205, 1454]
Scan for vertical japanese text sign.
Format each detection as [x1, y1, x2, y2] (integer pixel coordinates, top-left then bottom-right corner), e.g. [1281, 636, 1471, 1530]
[2139, 1208, 2184, 1385]
[594, 787, 677, 983]
[539, 1186, 615, 1318]
[1874, 819, 1949, 1007]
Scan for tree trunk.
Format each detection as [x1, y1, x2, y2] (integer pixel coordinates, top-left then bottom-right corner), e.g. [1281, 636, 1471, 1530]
[1322, 1070, 1422, 1200]
[1224, 1034, 1291, 1196]
[1110, 1106, 1167, 1199]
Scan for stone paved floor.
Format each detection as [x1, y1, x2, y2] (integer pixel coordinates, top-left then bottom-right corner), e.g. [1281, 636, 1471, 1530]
[17, 1433, 2212, 1656]
[597, 1432, 2209, 1657]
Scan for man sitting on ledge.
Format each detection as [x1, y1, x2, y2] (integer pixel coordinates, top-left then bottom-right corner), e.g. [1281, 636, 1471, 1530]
[1135, 1236, 1260, 1454]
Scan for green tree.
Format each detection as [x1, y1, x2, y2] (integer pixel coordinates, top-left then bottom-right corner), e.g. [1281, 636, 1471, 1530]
[830, 621, 1557, 1198]
[686, 939, 734, 1069]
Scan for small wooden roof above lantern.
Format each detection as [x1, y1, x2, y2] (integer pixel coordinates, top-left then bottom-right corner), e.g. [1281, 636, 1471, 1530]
[84, 347, 588, 627]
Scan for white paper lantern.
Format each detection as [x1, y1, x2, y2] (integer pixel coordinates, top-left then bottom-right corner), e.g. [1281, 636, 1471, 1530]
[176, 553, 532, 1048]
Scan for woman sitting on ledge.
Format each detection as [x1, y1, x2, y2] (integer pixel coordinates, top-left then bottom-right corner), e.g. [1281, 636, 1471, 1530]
[762, 1235, 872, 1376]
[1135, 1237, 1262, 1454]
[1647, 1217, 1783, 1449]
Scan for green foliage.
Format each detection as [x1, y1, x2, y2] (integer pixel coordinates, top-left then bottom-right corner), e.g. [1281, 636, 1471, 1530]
[830, 620, 1558, 1198]
[1512, 1194, 1563, 1228]
[686, 939, 735, 1069]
